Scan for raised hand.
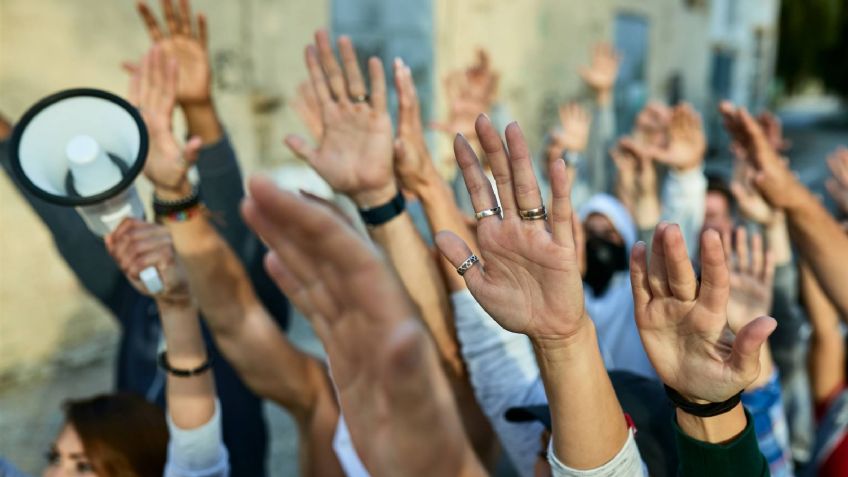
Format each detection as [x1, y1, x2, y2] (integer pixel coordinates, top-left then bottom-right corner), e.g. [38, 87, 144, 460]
[105, 218, 190, 306]
[724, 227, 775, 333]
[654, 103, 705, 171]
[729, 150, 776, 225]
[134, 0, 211, 106]
[579, 43, 620, 105]
[291, 80, 325, 143]
[757, 111, 791, 152]
[241, 177, 483, 477]
[630, 224, 776, 404]
[284, 30, 395, 207]
[128, 46, 202, 199]
[432, 49, 499, 140]
[436, 114, 587, 340]
[550, 102, 592, 154]
[393, 58, 434, 194]
[633, 101, 671, 150]
[720, 102, 807, 210]
[826, 147, 848, 214]
[614, 138, 659, 228]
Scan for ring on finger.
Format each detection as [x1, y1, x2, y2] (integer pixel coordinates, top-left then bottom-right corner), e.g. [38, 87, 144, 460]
[474, 206, 501, 220]
[519, 205, 547, 221]
[456, 254, 479, 276]
[350, 94, 369, 104]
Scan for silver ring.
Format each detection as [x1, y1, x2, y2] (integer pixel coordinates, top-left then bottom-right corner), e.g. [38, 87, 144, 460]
[350, 94, 369, 104]
[456, 254, 479, 276]
[519, 205, 547, 220]
[474, 206, 501, 220]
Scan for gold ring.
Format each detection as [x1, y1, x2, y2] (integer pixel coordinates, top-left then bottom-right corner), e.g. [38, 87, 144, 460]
[519, 205, 547, 220]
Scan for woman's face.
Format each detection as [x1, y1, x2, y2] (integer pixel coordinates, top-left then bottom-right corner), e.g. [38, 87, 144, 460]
[42, 424, 98, 477]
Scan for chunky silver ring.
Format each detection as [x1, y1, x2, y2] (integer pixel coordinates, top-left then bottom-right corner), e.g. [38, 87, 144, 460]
[456, 254, 479, 276]
[350, 94, 369, 104]
[519, 205, 547, 220]
[474, 206, 501, 220]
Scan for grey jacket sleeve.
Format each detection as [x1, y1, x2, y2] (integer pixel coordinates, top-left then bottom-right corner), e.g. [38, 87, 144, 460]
[584, 102, 616, 197]
[452, 290, 547, 477]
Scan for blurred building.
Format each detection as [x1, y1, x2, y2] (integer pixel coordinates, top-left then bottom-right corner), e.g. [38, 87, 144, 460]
[0, 0, 780, 381]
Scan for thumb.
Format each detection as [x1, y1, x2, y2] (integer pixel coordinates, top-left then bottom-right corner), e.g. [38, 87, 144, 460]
[283, 134, 318, 163]
[183, 135, 203, 166]
[730, 315, 777, 378]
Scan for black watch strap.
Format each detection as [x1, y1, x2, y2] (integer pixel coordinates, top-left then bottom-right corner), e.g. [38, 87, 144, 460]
[664, 385, 742, 418]
[158, 351, 213, 377]
[359, 190, 406, 227]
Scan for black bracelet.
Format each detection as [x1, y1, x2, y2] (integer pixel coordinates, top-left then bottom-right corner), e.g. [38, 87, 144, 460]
[358, 190, 406, 227]
[158, 351, 213, 378]
[153, 186, 200, 217]
[664, 385, 742, 418]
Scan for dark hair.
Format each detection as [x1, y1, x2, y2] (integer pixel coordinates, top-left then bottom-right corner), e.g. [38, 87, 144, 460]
[705, 173, 734, 210]
[63, 393, 168, 477]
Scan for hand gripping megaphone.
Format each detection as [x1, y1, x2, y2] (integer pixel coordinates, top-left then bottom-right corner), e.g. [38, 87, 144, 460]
[9, 88, 163, 294]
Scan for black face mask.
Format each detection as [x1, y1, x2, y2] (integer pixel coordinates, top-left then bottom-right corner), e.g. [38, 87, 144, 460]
[584, 236, 628, 295]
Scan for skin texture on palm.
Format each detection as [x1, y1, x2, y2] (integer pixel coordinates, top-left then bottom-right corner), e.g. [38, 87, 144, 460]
[630, 224, 776, 403]
[721, 101, 848, 317]
[241, 177, 485, 477]
[284, 30, 395, 207]
[723, 227, 776, 389]
[436, 114, 628, 469]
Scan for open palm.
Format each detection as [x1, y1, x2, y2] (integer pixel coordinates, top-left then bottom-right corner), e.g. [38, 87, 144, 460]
[436, 115, 586, 339]
[284, 31, 395, 206]
[631, 223, 776, 404]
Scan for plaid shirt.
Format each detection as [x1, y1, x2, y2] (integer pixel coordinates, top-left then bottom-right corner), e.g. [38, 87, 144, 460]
[742, 370, 795, 477]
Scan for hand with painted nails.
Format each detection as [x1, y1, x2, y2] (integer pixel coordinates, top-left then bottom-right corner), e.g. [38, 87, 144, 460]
[284, 30, 395, 208]
[630, 224, 777, 404]
[241, 177, 485, 477]
[127, 46, 203, 199]
[436, 114, 587, 341]
[132, 0, 211, 106]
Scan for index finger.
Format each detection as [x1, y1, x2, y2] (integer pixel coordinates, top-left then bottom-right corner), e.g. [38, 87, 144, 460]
[136, 1, 164, 41]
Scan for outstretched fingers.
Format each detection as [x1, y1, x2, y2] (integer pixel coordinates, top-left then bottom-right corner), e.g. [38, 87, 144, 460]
[454, 133, 499, 217]
[549, 158, 575, 248]
[504, 122, 545, 223]
[698, 229, 731, 314]
[662, 224, 697, 302]
[476, 114, 517, 215]
[629, 241, 652, 316]
[730, 316, 777, 381]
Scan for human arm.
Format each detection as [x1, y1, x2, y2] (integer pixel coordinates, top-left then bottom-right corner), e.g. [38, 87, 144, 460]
[134, 0, 221, 144]
[242, 177, 486, 477]
[437, 115, 632, 470]
[721, 102, 848, 316]
[825, 147, 848, 217]
[630, 223, 775, 474]
[613, 138, 660, 231]
[105, 220, 228, 477]
[800, 260, 845, 404]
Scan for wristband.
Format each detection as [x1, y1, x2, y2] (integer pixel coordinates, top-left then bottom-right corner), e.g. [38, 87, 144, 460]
[153, 186, 200, 217]
[664, 385, 742, 418]
[156, 203, 207, 223]
[359, 190, 405, 227]
[158, 351, 212, 377]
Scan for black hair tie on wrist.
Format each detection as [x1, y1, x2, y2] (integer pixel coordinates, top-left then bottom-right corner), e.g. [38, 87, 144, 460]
[158, 351, 213, 378]
[664, 385, 742, 418]
[358, 190, 406, 227]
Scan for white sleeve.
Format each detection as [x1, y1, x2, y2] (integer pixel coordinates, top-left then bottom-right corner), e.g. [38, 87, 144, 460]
[164, 400, 230, 477]
[660, 168, 706, 259]
[548, 428, 647, 477]
[332, 414, 371, 477]
[452, 290, 548, 477]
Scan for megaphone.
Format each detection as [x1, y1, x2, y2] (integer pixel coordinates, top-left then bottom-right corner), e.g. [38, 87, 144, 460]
[9, 88, 163, 294]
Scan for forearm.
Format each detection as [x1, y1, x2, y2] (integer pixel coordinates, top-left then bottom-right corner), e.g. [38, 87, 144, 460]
[415, 171, 479, 292]
[633, 190, 661, 231]
[787, 192, 848, 316]
[369, 209, 465, 377]
[181, 101, 223, 145]
[801, 261, 845, 402]
[764, 213, 791, 265]
[533, 320, 628, 469]
[158, 301, 215, 430]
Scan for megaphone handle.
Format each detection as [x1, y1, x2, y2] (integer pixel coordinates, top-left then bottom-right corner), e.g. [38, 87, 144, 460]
[139, 266, 164, 295]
